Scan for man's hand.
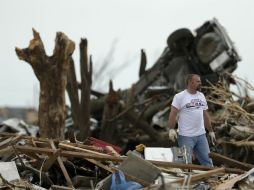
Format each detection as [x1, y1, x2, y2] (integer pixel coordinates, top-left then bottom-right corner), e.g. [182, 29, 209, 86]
[209, 132, 216, 145]
[168, 129, 177, 142]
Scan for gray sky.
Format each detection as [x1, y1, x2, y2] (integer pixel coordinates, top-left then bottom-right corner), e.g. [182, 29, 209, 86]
[1, 0, 254, 108]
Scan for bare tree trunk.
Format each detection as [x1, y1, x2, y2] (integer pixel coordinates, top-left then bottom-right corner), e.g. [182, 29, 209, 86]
[15, 29, 75, 139]
[66, 58, 80, 130]
[79, 39, 92, 140]
[100, 81, 120, 142]
[139, 49, 147, 77]
[66, 39, 92, 140]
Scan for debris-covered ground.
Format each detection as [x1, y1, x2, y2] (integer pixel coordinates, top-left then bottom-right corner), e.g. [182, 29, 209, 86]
[1, 18, 254, 189]
[0, 131, 254, 190]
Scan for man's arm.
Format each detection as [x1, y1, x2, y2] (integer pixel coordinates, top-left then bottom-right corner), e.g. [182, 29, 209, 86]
[204, 110, 216, 145]
[168, 106, 178, 142]
[203, 110, 213, 132]
[168, 106, 178, 129]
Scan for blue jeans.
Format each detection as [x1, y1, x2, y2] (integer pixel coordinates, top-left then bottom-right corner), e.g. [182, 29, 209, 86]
[178, 134, 213, 167]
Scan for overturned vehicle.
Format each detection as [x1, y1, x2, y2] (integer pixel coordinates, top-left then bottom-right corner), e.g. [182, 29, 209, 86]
[134, 18, 241, 97]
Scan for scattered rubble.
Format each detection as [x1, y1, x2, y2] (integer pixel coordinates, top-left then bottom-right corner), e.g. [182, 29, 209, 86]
[0, 118, 39, 137]
[1, 18, 254, 189]
[0, 132, 253, 189]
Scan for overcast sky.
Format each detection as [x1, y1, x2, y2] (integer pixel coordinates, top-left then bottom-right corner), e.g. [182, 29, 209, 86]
[1, 0, 254, 108]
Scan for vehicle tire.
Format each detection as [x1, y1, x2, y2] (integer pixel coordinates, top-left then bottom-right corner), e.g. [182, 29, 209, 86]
[196, 32, 226, 64]
[167, 28, 194, 53]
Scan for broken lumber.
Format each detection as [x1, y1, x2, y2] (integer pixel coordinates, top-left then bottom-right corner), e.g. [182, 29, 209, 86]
[209, 152, 254, 171]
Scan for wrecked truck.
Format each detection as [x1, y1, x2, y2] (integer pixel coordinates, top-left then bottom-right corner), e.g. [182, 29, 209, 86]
[122, 18, 242, 140]
[134, 18, 241, 97]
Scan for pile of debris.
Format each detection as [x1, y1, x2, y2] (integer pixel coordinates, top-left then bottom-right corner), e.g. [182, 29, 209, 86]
[1, 132, 254, 190]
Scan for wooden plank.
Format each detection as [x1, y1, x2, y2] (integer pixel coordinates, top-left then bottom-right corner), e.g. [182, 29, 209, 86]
[42, 149, 62, 172]
[49, 140, 73, 188]
[0, 137, 13, 148]
[224, 168, 245, 174]
[15, 145, 122, 161]
[149, 160, 213, 171]
[15, 145, 55, 154]
[85, 158, 114, 173]
[61, 150, 123, 162]
[24, 152, 42, 161]
[58, 142, 107, 156]
[0, 132, 59, 143]
[209, 152, 254, 171]
[0, 135, 22, 148]
[171, 167, 225, 184]
[140, 168, 226, 190]
[63, 142, 104, 153]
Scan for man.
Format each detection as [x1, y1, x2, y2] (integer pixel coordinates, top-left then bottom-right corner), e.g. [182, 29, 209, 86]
[168, 74, 216, 167]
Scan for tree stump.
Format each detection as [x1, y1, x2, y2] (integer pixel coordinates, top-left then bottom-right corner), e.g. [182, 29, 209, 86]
[15, 29, 75, 139]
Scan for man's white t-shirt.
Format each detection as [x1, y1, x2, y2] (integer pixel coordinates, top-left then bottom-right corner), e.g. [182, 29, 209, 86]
[172, 89, 208, 137]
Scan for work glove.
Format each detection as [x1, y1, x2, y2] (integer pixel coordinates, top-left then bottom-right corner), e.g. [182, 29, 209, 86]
[209, 132, 216, 145]
[168, 129, 177, 142]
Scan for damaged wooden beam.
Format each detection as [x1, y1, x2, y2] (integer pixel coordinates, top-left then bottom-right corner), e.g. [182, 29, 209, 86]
[49, 140, 73, 188]
[171, 167, 225, 185]
[142, 168, 226, 189]
[0, 135, 22, 149]
[42, 149, 62, 172]
[58, 142, 110, 157]
[149, 160, 243, 174]
[64, 140, 104, 152]
[15, 145, 56, 155]
[209, 151, 254, 171]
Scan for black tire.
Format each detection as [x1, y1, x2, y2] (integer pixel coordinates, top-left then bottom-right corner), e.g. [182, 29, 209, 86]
[167, 28, 194, 52]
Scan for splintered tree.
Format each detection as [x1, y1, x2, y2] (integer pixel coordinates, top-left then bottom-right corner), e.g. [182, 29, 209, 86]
[15, 29, 75, 139]
[66, 39, 92, 140]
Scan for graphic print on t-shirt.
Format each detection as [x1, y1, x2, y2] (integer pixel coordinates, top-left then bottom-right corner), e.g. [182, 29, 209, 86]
[185, 99, 206, 109]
